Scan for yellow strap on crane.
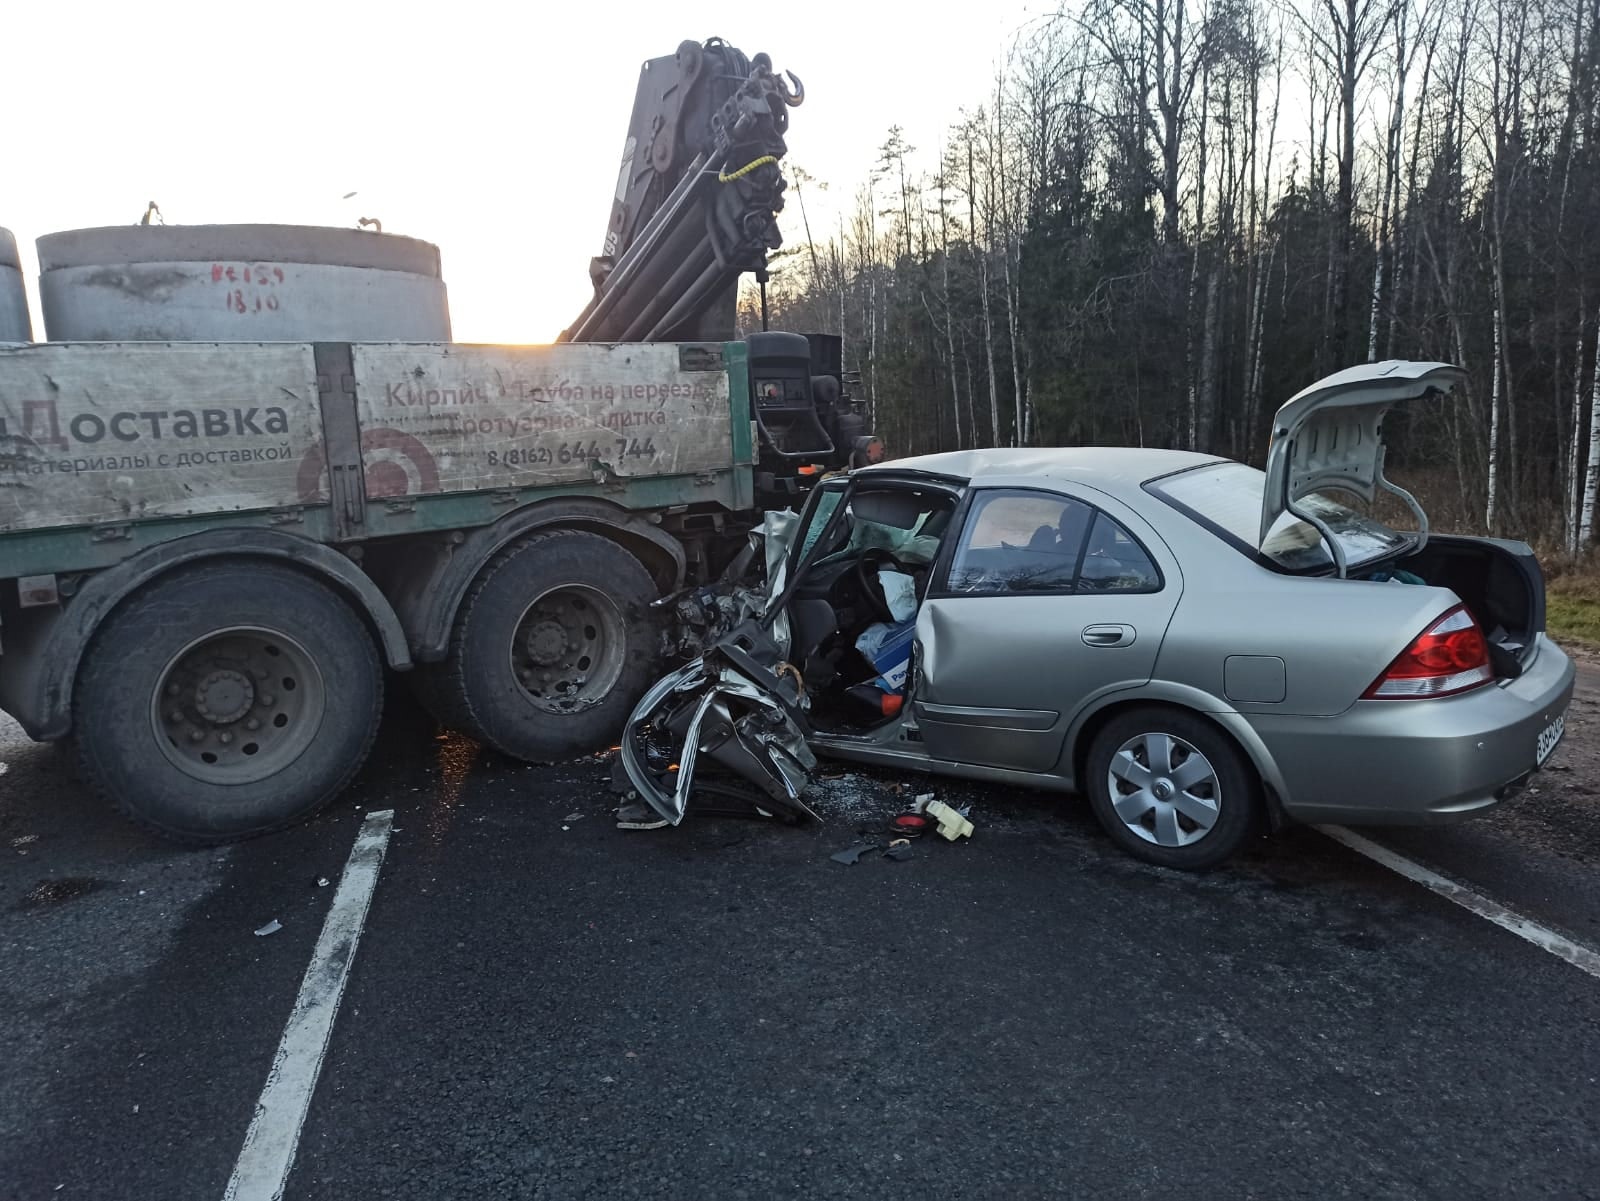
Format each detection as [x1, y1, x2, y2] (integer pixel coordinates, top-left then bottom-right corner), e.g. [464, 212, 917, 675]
[718, 155, 778, 183]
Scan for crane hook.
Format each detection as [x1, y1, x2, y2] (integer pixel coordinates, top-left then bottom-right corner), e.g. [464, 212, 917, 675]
[780, 70, 804, 106]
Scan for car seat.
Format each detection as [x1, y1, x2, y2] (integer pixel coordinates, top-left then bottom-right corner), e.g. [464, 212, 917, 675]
[1028, 523, 1058, 550]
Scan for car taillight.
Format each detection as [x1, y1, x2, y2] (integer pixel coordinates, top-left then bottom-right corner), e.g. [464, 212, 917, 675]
[1363, 605, 1493, 699]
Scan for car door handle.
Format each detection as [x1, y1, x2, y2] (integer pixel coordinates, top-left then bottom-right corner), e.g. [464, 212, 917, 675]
[1082, 624, 1136, 648]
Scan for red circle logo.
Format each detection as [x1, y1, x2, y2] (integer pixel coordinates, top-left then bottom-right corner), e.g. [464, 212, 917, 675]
[297, 427, 441, 502]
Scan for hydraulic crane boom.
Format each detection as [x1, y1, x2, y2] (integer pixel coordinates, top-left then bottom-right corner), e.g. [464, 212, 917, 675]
[561, 37, 882, 503]
[559, 38, 800, 345]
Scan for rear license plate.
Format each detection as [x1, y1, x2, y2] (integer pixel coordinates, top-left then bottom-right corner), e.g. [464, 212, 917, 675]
[1536, 711, 1566, 767]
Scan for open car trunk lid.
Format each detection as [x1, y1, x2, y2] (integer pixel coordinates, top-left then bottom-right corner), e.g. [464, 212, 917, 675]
[1260, 360, 1466, 574]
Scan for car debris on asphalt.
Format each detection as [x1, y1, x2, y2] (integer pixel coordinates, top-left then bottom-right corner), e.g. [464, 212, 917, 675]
[829, 844, 876, 864]
[922, 800, 975, 841]
[823, 793, 971, 863]
[829, 840, 920, 864]
[889, 813, 930, 838]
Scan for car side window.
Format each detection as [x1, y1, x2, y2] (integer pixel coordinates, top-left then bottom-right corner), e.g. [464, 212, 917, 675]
[1077, 511, 1162, 592]
[944, 490, 1161, 596]
[945, 490, 1094, 594]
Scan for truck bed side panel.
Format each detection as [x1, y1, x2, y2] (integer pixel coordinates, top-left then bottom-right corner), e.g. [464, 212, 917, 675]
[347, 342, 732, 496]
[0, 342, 324, 533]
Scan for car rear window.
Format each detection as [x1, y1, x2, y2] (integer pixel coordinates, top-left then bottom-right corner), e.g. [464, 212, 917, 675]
[1146, 461, 1409, 572]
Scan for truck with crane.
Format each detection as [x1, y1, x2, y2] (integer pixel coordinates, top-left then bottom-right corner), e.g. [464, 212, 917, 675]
[0, 37, 879, 843]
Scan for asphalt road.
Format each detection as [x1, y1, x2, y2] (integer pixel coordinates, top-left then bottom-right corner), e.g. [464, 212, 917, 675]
[3, 670, 1599, 1201]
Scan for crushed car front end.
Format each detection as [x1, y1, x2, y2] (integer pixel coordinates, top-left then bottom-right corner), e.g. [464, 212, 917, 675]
[620, 633, 821, 827]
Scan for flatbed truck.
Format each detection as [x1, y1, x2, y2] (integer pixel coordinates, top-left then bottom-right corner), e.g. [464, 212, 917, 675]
[0, 37, 878, 840]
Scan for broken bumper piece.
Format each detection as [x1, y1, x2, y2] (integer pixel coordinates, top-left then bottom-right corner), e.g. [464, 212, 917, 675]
[621, 623, 820, 827]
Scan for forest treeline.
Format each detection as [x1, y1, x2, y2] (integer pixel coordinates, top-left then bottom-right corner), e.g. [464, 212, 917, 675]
[739, 0, 1600, 551]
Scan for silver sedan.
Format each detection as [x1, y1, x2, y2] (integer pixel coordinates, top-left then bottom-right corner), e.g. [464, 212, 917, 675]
[621, 361, 1575, 869]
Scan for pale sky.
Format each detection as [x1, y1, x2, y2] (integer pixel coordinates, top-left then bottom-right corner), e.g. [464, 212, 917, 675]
[7, 0, 1046, 344]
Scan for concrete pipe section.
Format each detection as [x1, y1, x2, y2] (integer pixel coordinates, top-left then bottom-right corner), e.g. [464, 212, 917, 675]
[36, 224, 452, 343]
[0, 227, 31, 342]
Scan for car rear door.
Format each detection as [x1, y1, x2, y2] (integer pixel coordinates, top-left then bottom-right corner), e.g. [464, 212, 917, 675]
[912, 483, 1183, 773]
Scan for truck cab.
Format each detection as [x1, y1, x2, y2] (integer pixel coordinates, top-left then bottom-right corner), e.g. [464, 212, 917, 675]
[748, 331, 880, 506]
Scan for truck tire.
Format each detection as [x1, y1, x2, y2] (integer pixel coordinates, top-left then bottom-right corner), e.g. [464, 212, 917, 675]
[429, 530, 662, 761]
[73, 561, 384, 843]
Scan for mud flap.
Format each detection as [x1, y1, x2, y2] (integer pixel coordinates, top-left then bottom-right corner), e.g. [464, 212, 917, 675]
[621, 621, 819, 826]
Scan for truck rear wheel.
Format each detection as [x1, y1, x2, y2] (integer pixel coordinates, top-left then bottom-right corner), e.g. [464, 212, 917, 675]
[430, 530, 662, 761]
[73, 561, 384, 843]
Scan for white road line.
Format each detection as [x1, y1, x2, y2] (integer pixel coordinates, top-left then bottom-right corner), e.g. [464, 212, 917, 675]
[223, 809, 395, 1201]
[1319, 824, 1600, 982]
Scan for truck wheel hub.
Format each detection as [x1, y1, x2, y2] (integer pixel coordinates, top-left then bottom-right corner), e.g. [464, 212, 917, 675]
[150, 627, 326, 786]
[510, 585, 627, 714]
[525, 621, 569, 666]
[195, 669, 255, 724]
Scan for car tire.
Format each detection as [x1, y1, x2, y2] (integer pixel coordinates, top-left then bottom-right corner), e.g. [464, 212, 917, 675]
[1084, 707, 1261, 871]
[73, 561, 384, 844]
[426, 531, 662, 762]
